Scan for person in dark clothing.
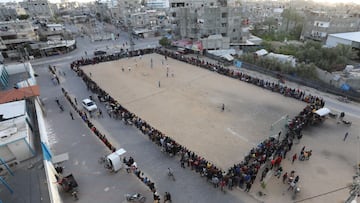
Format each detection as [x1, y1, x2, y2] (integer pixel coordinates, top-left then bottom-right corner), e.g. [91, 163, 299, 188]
[164, 192, 172, 203]
[245, 182, 252, 192]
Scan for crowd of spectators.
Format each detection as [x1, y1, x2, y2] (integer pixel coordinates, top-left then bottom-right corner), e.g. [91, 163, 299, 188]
[68, 48, 326, 193]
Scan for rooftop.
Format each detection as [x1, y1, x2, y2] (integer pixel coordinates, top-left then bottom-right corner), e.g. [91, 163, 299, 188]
[0, 85, 40, 104]
[328, 31, 360, 43]
[0, 115, 27, 146]
[0, 100, 25, 120]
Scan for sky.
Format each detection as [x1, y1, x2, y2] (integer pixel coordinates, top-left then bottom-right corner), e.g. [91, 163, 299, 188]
[0, 0, 359, 4]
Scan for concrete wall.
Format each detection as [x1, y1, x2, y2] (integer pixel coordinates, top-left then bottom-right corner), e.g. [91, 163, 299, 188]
[7, 137, 34, 162]
[201, 36, 230, 49]
[35, 99, 62, 203]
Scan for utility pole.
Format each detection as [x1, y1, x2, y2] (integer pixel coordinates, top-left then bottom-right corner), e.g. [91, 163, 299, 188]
[127, 19, 134, 51]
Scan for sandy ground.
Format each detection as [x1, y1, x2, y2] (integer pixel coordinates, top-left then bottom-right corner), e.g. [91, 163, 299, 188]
[81, 53, 304, 169]
[251, 113, 360, 203]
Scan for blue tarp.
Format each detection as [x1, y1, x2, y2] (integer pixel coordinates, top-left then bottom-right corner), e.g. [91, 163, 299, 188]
[234, 60, 242, 68]
[341, 83, 350, 91]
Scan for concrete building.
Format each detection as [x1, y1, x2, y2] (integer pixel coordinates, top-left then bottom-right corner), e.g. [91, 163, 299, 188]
[0, 3, 18, 21]
[19, 0, 54, 18]
[146, 0, 169, 8]
[115, 0, 170, 37]
[0, 62, 61, 203]
[326, 31, 360, 49]
[0, 20, 37, 60]
[300, 10, 360, 42]
[169, 0, 249, 49]
[0, 100, 36, 163]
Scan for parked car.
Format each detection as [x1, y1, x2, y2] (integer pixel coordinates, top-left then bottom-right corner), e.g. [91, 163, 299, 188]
[94, 50, 107, 56]
[82, 99, 97, 112]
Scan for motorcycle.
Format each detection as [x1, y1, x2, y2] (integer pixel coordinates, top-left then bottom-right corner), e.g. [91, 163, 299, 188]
[292, 186, 300, 200]
[125, 193, 146, 203]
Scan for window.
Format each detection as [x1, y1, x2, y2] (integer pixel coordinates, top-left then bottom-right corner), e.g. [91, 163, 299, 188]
[222, 13, 228, 18]
[210, 2, 214, 6]
[221, 23, 227, 27]
[172, 12, 176, 17]
[233, 28, 236, 32]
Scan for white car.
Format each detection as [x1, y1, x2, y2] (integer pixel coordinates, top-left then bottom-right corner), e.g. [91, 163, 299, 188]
[82, 99, 97, 112]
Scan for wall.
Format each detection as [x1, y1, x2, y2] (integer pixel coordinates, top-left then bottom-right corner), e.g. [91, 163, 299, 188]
[0, 145, 14, 162]
[35, 99, 62, 203]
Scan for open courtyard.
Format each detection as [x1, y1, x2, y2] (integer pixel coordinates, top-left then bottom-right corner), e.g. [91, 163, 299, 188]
[81, 53, 305, 169]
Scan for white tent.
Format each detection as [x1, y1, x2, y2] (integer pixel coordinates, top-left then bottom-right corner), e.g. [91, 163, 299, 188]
[255, 49, 268, 56]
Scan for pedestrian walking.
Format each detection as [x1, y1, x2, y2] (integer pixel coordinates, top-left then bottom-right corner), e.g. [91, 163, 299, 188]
[344, 132, 349, 141]
[282, 172, 288, 183]
[55, 98, 60, 106]
[59, 105, 64, 112]
[292, 153, 297, 164]
[222, 103, 225, 112]
[74, 97, 78, 105]
[158, 81, 161, 88]
[70, 112, 74, 120]
[89, 72, 92, 77]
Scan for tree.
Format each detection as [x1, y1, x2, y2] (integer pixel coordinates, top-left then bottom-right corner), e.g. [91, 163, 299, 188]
[263, 17, 278, 32]
[159, 37, 171, 47]
[17, 14, 29, 20]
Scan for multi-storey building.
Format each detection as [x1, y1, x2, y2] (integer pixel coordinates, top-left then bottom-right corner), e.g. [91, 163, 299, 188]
[0, 4, 17, 21]
[0, 20, 37, 60]
[19, 0, 53, 19]
[116, 0, 170, 37]
[300, 10, 360, 42]
[169, 0, 249, 48]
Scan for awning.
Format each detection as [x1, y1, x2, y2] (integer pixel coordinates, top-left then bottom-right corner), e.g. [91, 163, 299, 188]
[315, 107, 330, 116]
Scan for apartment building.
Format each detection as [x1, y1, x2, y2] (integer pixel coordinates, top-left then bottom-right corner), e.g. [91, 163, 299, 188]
[0, 4, 17, 21]
[169, 0, 249, 49]
[0, 20, 37, 60]
[300, 10, 360, 42]
[19, 0, 53, 18]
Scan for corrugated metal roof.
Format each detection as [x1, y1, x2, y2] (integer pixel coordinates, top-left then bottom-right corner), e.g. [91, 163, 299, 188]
[329, 31, 360, 43]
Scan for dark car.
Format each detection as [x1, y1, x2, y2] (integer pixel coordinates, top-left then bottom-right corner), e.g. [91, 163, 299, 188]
[94, 50, 107, 56]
